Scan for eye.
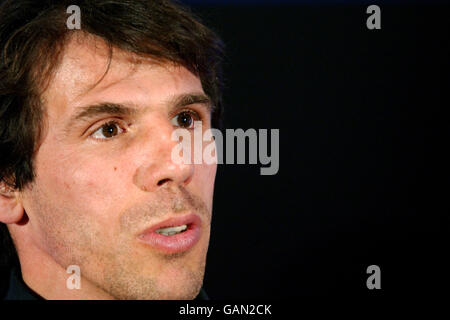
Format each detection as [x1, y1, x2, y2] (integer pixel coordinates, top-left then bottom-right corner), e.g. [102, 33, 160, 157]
[171, 110, 200, 129]
[90, 121, 125, 140]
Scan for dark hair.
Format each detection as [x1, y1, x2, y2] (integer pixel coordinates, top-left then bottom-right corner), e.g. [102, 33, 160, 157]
[0, 0, 224, 269]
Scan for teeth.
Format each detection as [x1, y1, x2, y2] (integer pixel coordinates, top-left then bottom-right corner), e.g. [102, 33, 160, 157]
[155, 224, 187, 236]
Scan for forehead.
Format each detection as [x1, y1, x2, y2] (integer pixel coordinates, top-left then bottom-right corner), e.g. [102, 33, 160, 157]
[42, 34, 202, 119]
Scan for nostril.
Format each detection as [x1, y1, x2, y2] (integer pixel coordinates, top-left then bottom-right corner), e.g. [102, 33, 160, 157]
[157, 178, 170, 186]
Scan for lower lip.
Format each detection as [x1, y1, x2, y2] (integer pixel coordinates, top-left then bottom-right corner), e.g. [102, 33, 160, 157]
[138, 215, 202, 254]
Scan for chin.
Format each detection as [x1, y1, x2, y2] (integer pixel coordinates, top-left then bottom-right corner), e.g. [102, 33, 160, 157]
[158, 285, 202, 300]
[154, 265, 205, 300]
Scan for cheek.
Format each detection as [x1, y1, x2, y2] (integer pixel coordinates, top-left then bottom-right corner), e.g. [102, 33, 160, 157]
[24, 147, 136, 261]
[197, 163, 217, 202]
[32, 143, 134, 223]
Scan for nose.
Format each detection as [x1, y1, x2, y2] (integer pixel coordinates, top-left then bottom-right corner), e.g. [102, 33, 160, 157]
[133, 117, 194, 193]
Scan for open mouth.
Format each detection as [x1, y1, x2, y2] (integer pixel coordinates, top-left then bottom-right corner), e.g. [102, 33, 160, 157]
[155, 224, 189, 236]
[138, 214, 202, 254]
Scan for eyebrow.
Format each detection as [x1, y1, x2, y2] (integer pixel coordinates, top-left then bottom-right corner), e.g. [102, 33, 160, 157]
[69, 93, 213, 126]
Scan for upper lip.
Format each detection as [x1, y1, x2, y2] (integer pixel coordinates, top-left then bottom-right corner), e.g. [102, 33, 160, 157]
[138, 213, 201, 236]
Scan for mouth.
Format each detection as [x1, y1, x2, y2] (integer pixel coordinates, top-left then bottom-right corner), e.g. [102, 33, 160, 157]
[155, 224, 189, 236]
[137, 213, 202, 254]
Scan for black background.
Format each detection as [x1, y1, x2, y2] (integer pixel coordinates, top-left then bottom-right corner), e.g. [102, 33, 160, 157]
[0, 1, 447, 302]
[186, 2, 449, 299]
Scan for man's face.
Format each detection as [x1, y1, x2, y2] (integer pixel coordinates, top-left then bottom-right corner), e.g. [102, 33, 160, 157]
[19, 35, 217, 299]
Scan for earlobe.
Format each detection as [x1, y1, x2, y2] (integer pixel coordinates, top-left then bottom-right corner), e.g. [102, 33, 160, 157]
[0, 184, 24, 224]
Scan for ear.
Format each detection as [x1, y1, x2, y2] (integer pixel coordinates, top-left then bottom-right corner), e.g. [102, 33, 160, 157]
[0, 183, 24, 224]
